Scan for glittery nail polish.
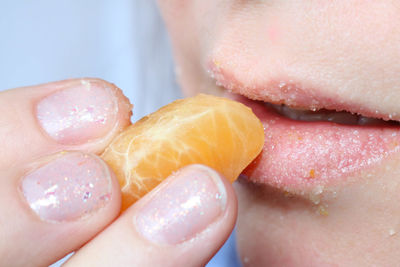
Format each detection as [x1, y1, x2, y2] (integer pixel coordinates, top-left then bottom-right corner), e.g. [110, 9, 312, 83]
[21, 152, 112, 222]
[36, 80, 118, 145]
[135, 165, 227, 245]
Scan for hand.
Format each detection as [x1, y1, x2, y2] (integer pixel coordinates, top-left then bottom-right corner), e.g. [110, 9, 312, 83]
[0, 78, 237, 267]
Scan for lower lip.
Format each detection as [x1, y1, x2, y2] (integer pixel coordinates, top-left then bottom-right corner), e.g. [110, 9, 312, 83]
[229, 94, 400, 192]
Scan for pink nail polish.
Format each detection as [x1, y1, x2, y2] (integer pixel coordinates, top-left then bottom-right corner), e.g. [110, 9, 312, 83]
[21, 152, 112, 222]
[36, 80, 118, 145]
[135, 165, 227, 245]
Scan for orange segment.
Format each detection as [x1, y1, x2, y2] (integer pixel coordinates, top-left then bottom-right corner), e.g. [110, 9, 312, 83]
[101, 94, 264, 211]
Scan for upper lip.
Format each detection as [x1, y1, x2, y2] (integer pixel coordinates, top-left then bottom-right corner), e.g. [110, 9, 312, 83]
[208, 61, 400, 122]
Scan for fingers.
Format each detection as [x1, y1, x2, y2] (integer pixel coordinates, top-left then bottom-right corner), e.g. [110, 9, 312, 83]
[0, 78, 132, 168]
[65, 165, 238, 267]
[0, 151, 121, 267]
[0, 79, 132, 266]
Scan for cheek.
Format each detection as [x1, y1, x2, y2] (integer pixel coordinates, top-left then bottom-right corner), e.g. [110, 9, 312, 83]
[234, 153, 400, 266]
[158, 0, 234, 96]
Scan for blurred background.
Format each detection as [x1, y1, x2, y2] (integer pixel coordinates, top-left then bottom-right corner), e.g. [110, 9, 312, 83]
[0, 0, 180, 121]
[0, 1, 240, 266]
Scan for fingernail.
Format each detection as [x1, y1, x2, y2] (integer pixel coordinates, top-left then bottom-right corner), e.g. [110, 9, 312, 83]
[135, 164, 227, 245]
[21, 152, 112, 222]
[36, 80, 118, 145]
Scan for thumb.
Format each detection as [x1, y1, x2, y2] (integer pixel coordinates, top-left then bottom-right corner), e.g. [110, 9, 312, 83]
[65, 164, 238, 267]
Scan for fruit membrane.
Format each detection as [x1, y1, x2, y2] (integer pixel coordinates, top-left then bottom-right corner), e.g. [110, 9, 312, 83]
[101, 94, 264, 211]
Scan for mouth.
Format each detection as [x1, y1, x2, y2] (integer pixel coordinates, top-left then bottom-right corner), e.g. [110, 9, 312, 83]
[265, 103, 400, 126]
[208, 63, 400, 196]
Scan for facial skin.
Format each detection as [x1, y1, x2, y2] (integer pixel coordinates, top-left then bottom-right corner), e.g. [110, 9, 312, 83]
[158, 1, 400, 266]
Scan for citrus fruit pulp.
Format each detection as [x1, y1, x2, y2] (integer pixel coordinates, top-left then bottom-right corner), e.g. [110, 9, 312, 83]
[101, 94, 264, 211]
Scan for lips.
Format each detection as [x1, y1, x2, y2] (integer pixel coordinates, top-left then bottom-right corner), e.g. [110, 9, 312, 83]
[208, 62, 400, 194]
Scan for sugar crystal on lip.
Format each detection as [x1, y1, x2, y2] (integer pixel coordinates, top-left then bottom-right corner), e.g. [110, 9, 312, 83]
[389, 229, 396, 236]
[317, 205, 329, 216]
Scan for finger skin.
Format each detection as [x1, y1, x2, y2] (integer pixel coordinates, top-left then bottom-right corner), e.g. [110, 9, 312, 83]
[65, 165, 238, 267]
[0, 78, 132, 168]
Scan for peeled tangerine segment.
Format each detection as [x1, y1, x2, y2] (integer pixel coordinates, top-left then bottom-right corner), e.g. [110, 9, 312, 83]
[101, 94, 265, 211]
